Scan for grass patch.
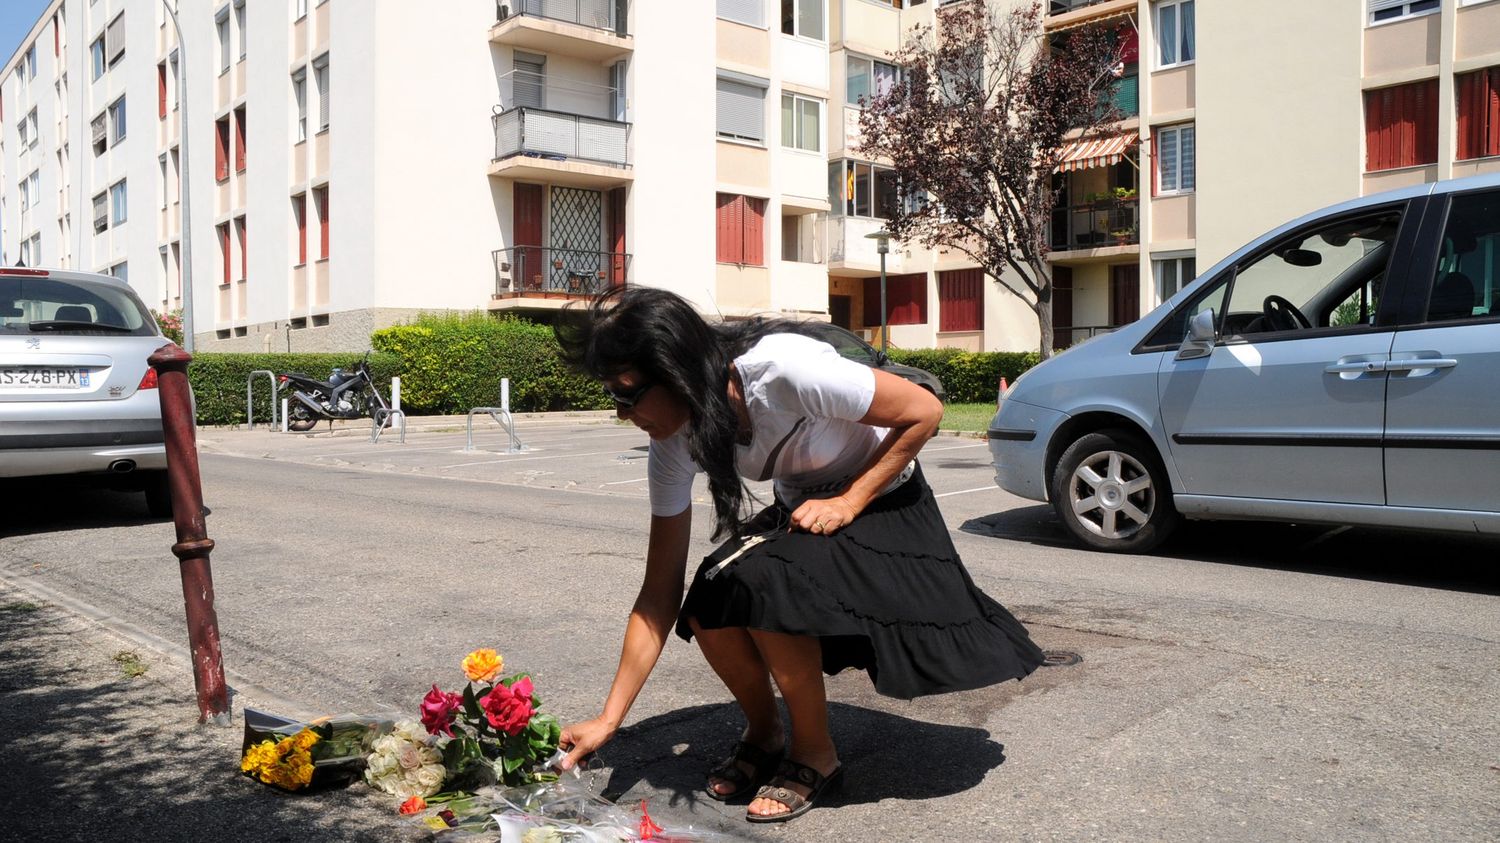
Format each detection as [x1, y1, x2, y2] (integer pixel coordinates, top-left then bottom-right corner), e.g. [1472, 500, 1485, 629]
[114, 651, 149, 679]
[0, 601, 42, 613]
[940, 402, 997, 434]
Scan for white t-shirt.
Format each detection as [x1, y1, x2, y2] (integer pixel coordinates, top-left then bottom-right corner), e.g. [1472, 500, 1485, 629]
[648, 333, 886, 517]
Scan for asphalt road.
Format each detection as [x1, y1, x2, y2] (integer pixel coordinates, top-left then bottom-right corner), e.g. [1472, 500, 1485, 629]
[2, 417, 1497, 841]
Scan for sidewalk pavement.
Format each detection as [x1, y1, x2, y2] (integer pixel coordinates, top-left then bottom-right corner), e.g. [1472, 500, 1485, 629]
[0, 578, 424, 842]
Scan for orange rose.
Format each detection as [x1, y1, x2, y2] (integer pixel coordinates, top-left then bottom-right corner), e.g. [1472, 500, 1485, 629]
[399, 796, 427, 815]
[462, 648, 503, 683]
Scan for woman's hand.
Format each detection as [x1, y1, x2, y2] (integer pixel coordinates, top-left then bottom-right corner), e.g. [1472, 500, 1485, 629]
[557, 716, 618, 771]
[791, 495, 860, 536]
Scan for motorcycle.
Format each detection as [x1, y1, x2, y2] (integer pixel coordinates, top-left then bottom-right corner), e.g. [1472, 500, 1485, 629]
[278, 354, 391, 432]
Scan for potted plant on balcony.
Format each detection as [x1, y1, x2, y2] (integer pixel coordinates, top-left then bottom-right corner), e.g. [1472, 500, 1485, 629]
[1110, 225, 1137, 246]
[1111, 186, 1138, 203]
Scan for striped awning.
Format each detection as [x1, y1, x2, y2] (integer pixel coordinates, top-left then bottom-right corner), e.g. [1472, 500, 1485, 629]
[1056, 134, 1138, 172]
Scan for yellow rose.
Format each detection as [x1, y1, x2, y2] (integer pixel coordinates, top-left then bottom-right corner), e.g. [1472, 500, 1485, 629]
[462, 649, 504, 683]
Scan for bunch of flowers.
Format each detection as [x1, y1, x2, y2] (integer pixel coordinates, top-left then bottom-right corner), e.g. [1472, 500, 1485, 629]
[364, 720, 447, 799]
[241, 727, 320, 791]
[417, 647, 562, 790]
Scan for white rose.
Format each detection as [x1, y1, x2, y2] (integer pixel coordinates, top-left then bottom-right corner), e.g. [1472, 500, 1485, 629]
[415, 764, 445, 792]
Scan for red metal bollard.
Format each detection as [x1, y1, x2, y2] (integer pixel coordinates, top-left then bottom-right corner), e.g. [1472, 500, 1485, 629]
[149, 342, 230, 725]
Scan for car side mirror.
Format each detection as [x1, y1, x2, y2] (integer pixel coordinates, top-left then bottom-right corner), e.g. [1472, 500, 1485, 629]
[1175, 308, 1216, 361]
[873, 350, 890, 367]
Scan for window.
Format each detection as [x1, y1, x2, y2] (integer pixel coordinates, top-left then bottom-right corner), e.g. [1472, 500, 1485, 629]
[715, 193, 765, 265]
[1155, 123, 1195, 194]
[717, 0, 765, 27]
[25, 45, 36, 80]
[22, 108, 38, 148]
[158, 63, 167, 119]
[314, 185, 329, 258]
[21, 233, 41, 268]
[159, 154, 168, 209]
[295, 0, 309, 20]
[781, 0, 825, 40]
[217, 9, 231, 74]
[1153, 255, 1196, 301]
[292, 68, 307, 142]
[235, 216, 247, 281]
[313, 54, 330, 131]
[92, 191, 107, 232]
[19, 170, 37, 211]
[234, 0, 246, 61]
[512, 52, 544, 109]
[217, 222, 231, 283]
[716, 76, 766, 143]
[1456, 67, 1500, 162]
[847, 55, 899, 106]
[781, 213, 824, 262]
[780, 94, 821, 152]
[169, 51, 179, 110]
[108, 96, 126, 144]
[829, 160, 900, 219]
[938, 269, 984, 332]
[863, 274, 927, 326]
[214, 116, 230, 180]
[1426, 189, 1500, 323]
[1155, 0, 1195, 68]
[110, 180, 127, 225]
[1364, 80, 1437, 171]
[1369, 0, 1440, 24]
[18, 113, 31, 148]
[292, 193, 307, 265]
[90, 112, 106, 155]
[105, 12, 125, 66]
[90, 37, 104, 81]
[110, 261, 128, 283]
[234, 106, 246, 172]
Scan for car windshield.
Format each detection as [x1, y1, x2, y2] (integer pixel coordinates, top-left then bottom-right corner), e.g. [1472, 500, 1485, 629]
[0, 276, 158, 337]
[807, 325, 877, 365]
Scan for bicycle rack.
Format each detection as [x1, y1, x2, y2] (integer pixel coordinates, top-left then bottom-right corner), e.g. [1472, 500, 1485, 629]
[465, 377, 526, 454]
[372, 408, 406, 444]
[246, 370, 279, 431]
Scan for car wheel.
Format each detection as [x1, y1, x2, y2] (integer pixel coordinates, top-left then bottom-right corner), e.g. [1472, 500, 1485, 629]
[1050, 429, 1178, 553]
[143, 471, 173, 519]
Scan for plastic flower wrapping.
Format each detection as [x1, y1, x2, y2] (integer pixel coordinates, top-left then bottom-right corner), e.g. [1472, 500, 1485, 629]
[239, 709, 391, 793]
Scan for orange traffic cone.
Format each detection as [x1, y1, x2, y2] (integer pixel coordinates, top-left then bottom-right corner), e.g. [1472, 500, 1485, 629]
[997, 376, 1009, 405]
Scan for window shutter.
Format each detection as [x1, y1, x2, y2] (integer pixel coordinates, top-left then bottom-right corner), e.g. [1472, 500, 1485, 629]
[106, 14, 125, 64]
[294, 194, 307, 264]
[215, 119, 229, 180]
[318, 188, 330, 258]
[717, 0, 764, 27]
[234, 109, 246, 172]
[1180, 125, 1195, 191]
[939, 269, 983, 332]
[1158, 127, 1178, 192]
[238, 218, 247, 281]
[743, 197, 764, 266]
[513, 54, 544, 109]
[91, 113, 106, 145]
[219, 223, 231, 284]
[158, 64, 167, 118]
[716, 78, 764, 142]
[1368, 0, 1408, 14]
[314, 57, 330, 129]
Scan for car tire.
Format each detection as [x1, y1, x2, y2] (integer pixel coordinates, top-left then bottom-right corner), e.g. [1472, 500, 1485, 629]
[143, 471, 173, 519]
[1050, 428, 1178, 554]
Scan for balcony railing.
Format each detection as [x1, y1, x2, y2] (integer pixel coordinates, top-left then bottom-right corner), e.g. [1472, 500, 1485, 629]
[1048, 0, 1121, 14]
[1055, 324, 1118, 348]
[1050, 198, 1138, 252]
[493, 107, 630, 168]
[497, 0, 629, 36]
[493, 246, 630, 298]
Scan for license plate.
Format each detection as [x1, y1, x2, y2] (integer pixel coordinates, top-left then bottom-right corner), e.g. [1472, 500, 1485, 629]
[0, 367, 91, 388]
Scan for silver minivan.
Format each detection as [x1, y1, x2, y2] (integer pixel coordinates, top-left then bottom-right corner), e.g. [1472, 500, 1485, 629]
[989, 173, 1500, 553]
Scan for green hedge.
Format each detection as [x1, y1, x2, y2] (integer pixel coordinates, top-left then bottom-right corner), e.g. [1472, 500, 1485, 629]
[371, 313, 611, 415]
[886, 347, 1041, 404]
[188, 352, 402, 426]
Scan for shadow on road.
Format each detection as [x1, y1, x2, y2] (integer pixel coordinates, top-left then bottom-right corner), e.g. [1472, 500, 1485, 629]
[598, 701, 1005, 810]
[962, 505, 1500, 595]
[0, 477, 168, 538]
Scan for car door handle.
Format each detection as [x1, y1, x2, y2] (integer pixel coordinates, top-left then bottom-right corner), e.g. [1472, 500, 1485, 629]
[1324, 361, 1386, 374]
[1386, 358, 1457, 373]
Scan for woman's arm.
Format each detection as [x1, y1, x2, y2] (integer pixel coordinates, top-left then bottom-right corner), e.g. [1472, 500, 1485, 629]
[558, 507, 692, 769]
[789, 368, 943, 534]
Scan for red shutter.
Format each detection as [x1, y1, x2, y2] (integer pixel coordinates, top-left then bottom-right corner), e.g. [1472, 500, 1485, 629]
[218, 223, 231, 284]
[238, 217, 247, 281]
[234, 108, 246, 173]
[1109, 264, 1140, 325]
[1052, 266, 1074, 339]
[939, 269, 983, 332]
[1365, 80, 1439, 171]
[1457, 68, 1500, 161]
[716, 193, 739, 263]
[743, 197, 765, 267]
[294, 194, 307, 265]
[318, 188, 329, 258]
[158, 64, 167, 119]
[607, 187, 627, 286]
[215, 118, 229, 180]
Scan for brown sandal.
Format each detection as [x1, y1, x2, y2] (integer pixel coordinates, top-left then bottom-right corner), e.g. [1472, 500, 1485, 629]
[746, 759, 843, 823]
[705, 741, 784, 802]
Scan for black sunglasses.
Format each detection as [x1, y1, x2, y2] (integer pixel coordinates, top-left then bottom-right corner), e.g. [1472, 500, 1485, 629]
[603, 379, 655, 409]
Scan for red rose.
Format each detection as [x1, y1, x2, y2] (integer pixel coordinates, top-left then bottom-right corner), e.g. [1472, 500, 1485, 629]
[479, 677, 535, 736]
[420, 684, 463, 737]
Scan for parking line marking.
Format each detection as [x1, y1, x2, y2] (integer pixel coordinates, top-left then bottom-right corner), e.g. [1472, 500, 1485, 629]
[934, 486, 996, 498]
[922, 442, 988, 452]
[601, 477, 649, 486]
[439, 448, 627, 469]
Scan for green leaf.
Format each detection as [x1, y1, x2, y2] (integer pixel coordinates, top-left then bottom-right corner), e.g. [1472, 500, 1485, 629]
[461, 683, 483, 722]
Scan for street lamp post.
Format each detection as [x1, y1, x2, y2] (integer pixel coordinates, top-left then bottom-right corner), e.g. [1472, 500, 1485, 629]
[865, 229, 891, 354]
[161, 1, 194, 353]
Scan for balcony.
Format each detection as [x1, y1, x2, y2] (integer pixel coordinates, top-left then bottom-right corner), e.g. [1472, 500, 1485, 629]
[490, 0, 632, 63]
[1047, 0, 1135, 20]
[491, 246, 629, 309]
[1051, 196, 1139, 254]
[827, 216, 906, 276]
[489, 108, 632, 187]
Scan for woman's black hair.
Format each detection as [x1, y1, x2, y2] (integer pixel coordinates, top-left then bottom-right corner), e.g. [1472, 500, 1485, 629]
[555, 287, 804, 540]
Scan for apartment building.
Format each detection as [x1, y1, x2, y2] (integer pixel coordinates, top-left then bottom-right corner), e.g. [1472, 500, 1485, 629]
[3, 1, 1498, 354]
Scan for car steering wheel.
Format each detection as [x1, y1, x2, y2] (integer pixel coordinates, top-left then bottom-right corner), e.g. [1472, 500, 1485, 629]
[1262, 295, 1311, 332]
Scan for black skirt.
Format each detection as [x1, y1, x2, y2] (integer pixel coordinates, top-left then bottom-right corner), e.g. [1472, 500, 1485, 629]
[675, 464, 1045, 700]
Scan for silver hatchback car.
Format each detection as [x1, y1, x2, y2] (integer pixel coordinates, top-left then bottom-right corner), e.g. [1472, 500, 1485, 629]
[989, 173, 1500, 553]
[0, 268, 172, 516]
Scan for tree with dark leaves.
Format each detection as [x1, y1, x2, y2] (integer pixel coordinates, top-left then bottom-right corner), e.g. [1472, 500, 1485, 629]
[857, 1, 1128, 358]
